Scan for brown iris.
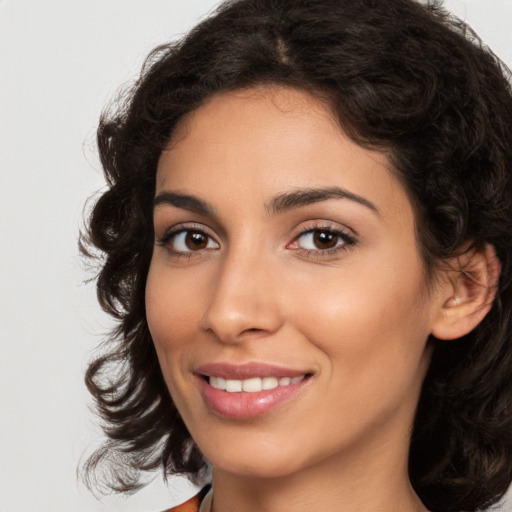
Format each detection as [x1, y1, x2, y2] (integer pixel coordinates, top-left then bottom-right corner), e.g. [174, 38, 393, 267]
[313, 230, 338, 250]
[185, 232, 208, 250]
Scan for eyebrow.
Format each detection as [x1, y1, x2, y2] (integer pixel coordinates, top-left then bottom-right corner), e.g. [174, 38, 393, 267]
[153, 191, 215, 216]
[266, 186, 380, 216]
[153, 186, 380, 217]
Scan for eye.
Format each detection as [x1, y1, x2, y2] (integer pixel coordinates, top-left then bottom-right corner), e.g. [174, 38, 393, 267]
[158, 227, 219, 254]
[297, 230, 342, 250]
[288, 225, 356, 255]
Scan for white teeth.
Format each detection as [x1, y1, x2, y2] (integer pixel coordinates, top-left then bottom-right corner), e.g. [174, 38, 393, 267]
[210, 376, 226, 390]
[209, 375, 305, 393]
[262, 377, 279, 390]
[225, 379, 243, 392]
[242, 377, 263, 392]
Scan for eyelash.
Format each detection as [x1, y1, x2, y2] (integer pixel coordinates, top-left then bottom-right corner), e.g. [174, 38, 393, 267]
[288, 222, 357, 258]
[155, 222, 357, 260]
[156, 223, 219, 260]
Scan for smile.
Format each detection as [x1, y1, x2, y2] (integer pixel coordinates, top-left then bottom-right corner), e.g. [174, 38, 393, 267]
[196, 363, 312, 419]
[209, 375, 306, 393]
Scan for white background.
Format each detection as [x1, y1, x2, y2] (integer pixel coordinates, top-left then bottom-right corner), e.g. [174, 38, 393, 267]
[1, 1, 511, 511]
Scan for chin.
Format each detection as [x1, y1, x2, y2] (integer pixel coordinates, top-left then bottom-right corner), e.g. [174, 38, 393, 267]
[197, 433, 309, 479]
[212, 454, 307, 480]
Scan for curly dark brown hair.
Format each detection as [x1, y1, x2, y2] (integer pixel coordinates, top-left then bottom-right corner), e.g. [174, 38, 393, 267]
[81, 0, 512, 510]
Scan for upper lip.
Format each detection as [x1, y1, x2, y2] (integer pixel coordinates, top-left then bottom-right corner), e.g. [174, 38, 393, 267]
[195, 362, 310, 380]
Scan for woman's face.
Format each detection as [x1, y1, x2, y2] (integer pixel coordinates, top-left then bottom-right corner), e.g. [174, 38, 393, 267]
[146, 87, 443, 480]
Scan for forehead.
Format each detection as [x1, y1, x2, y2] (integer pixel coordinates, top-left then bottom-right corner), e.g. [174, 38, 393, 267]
[156, 86, 410, 219]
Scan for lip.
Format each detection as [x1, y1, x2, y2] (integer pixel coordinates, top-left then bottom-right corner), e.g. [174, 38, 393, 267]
[195, 362, 312, 419]
[195, 362, 308, 380]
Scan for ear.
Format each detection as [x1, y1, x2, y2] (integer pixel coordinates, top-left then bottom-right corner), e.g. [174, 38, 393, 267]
[431, 243, 501, 341]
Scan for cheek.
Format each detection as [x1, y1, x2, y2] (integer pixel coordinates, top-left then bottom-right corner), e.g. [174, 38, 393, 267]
[145, 263, 203, 381]
[145, 263, 210, 423]
[288, 250, 431, 384]
[289, 268, 431, 445]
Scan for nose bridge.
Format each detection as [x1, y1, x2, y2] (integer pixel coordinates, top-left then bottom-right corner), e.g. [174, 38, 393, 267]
[201, 238, 282, 342]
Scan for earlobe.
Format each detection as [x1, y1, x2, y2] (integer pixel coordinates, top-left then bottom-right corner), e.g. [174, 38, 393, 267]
[431, 244, 500, 341]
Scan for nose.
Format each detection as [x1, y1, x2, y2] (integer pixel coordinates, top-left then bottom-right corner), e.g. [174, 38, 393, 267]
[200, 249, 283, 343]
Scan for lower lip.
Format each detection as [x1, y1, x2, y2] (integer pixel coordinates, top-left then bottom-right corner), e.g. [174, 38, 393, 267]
[198, 377, 309, 419]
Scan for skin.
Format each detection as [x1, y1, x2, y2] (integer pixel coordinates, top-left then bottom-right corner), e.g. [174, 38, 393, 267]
[145, 86, 452, 512]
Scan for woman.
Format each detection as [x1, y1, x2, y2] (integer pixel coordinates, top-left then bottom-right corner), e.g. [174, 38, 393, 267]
[82, 0, 512, 511]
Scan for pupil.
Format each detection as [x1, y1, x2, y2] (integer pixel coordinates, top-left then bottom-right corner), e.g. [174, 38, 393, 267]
[314, 231, 336, 249]
[186, 232, 207, 250]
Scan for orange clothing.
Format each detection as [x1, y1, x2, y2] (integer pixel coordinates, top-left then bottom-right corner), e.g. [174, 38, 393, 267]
[163, 493, 201, 512]
[163, 486, 211, 512]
